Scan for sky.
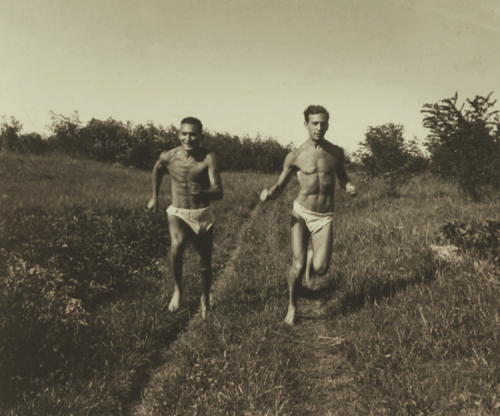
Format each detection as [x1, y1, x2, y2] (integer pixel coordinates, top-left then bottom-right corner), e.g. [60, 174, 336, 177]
[1, 0, 500, 152]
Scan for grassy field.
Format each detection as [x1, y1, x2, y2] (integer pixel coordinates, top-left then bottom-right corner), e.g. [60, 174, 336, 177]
[1, 152, 500, 415]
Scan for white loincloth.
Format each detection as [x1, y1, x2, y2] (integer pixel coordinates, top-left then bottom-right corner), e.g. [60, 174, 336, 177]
[292, 200, 334, 235]
[166, 205, 215, 235]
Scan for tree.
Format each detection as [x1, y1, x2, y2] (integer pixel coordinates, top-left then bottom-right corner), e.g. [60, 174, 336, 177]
[354, 123, 428, 197]
[355, 123, 427, 173]
[422, 92, 500, 200]
[17, 110, 295, 173]
[1, 116, 23, 152]
[79, 117, 134, 163]
[129, 122, 179, 169]
[47, 111, 86, 155]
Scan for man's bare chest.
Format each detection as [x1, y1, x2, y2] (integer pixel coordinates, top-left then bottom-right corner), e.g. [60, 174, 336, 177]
[295, 150, 338, 174]
[169, 154, 208, 179]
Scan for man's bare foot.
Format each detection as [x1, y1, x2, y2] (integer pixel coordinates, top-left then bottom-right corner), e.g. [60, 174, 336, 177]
[168, 291, 181, 312]
[284, 305, 296, 325]
[260, 189, 269, 202]
[200, 294, 210, 319]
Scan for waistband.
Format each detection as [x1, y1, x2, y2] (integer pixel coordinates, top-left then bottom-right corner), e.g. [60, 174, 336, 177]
[293, 200, 334, 217]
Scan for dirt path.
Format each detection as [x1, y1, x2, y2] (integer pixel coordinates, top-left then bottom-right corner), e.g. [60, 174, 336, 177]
[126, 202, 263, 416]
[209, 201, 263, 308]
[126, 199, 362, 415]
[286, 277, 360, 415]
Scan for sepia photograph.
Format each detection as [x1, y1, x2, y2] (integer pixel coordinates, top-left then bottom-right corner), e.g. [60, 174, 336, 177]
[1, 0, 499, 414]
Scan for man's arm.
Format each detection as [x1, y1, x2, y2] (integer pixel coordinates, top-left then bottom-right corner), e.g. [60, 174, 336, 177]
[260, 151, 297, 202]
[189, 152, 224, 200]
[147, 152, 169, 212]
[335, 148, 357, 197]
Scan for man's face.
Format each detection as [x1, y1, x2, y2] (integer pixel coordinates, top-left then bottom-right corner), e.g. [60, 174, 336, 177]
[305, 113, 329, 141]
[179, 123, 202, 151]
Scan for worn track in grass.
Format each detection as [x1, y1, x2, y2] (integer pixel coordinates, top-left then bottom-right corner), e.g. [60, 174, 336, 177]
[285, 276, 360, 415]
[125, 201, 264, 415]
[126, 196, 364, 415]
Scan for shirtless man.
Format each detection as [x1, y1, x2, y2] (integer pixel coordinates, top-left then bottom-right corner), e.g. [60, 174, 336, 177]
[260, 105, 357, 325]
[147, 117, 223, 319]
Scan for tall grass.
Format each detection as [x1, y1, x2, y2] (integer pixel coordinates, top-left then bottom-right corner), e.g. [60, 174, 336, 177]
[0, 152, 265, 415]
[1, 152, 500, 415]
[138, 167, 500, 415]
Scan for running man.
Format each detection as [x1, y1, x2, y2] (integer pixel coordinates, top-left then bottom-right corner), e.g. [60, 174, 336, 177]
[147, 117, 223, 319]
[260, 105, 357, 325]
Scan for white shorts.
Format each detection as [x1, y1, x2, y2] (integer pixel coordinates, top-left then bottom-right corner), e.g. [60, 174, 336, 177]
[292, 200, 334, 235]
[167, 205, 215, 235]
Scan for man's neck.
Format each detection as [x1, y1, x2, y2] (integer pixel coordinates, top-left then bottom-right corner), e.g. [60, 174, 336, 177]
[308, 137, 325, 149]
[182, 146, 201, 159]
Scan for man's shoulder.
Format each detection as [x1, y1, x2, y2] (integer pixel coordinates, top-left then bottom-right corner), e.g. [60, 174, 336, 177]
[283, 147, 300, 165]
[190, 146, 217, 165]
[199, 146, 215, 159]
[157, 147, 182, 166]
[297, 140, 311, 150]
[295, 139, 343, 153]
[291, 142, 316, 156]
[286, 143, 311, 166]
[161, 146, 181, 157]
[323, 140, 345, 156]
[200, 146, 213, 155]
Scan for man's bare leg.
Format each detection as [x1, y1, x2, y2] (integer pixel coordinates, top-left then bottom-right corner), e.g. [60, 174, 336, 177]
[193, 227, 214, 319]
[167, 214, 189, 312]
[310, 222, 334, 277]
[285, 212, 309, 325]
[304, 244, 314, 287]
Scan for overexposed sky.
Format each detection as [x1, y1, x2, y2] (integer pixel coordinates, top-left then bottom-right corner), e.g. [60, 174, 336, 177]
[1, 0, 499, 151]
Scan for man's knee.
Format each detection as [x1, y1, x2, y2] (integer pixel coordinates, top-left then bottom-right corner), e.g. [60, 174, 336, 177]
[290, 258, 306, 275]
[313, 261, 329, 276]
[170, 239, 185, 257]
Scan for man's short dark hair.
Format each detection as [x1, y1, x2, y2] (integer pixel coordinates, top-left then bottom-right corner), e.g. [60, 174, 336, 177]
[303, 105, 329, 123]
[181, 117, 203, 132]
